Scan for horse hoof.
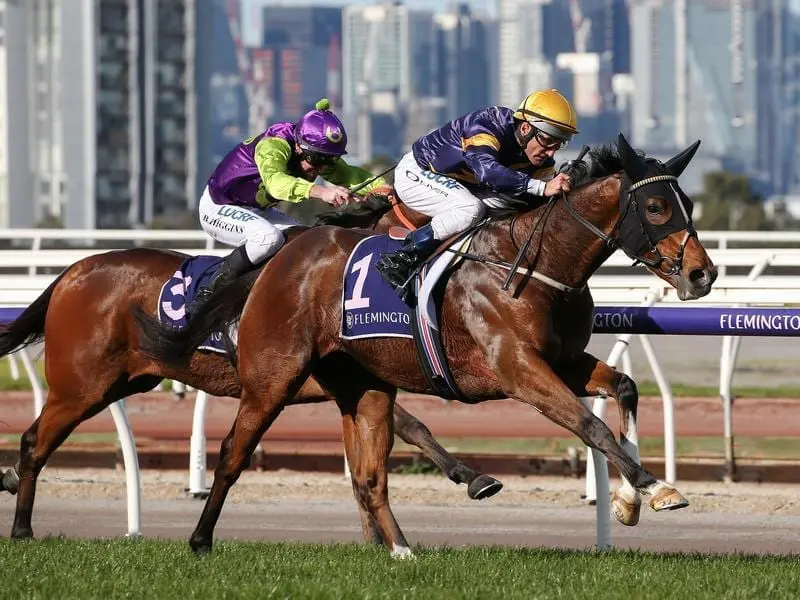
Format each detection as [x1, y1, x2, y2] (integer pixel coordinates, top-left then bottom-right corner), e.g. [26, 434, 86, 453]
[649, 487, 689, 512]
[1, 468, 19, 495]
[390, 545, 415, 560]
[189, 537, 213, 556]
[468, 475, 503, 500]
[11, 527, 33, 540]
[611, 491, 641, 526]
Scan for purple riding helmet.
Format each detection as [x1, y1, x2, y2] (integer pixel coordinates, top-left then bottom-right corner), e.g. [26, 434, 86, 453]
[295, 98, 348, 157]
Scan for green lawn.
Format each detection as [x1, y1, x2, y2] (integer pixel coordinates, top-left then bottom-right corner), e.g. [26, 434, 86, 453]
[0, 539, 797, 600]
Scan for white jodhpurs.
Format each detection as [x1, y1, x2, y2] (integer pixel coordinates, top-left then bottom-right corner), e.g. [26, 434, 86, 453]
[393, 152, 527, 241]
[393, 153, 485, 240]
[198, 186, 300, 264]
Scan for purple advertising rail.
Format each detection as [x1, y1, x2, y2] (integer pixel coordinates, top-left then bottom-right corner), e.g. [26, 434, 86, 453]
[592, 306, 800, 337]
[5, 305, 800, 337]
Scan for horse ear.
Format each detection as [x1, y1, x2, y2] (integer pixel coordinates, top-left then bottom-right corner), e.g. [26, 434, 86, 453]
[665, 140, 701, 177]
[617, 133, 648, 182]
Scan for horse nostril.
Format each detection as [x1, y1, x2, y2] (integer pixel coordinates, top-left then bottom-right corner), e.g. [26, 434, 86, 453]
[689, 268, 710, 287]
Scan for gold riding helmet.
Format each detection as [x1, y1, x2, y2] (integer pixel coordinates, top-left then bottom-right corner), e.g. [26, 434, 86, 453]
[513, 89, 579, 147]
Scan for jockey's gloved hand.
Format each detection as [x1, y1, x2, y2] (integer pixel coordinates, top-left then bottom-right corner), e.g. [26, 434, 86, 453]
[544, 173, 572, 197]
[318, 185, 353, 207]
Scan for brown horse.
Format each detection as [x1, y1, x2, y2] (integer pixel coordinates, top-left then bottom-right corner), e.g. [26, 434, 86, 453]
[0, 188, 502, 541]
[135, 135, 717, 556]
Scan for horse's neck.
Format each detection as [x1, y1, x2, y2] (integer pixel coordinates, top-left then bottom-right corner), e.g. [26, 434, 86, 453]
[503, 177, 621, 290]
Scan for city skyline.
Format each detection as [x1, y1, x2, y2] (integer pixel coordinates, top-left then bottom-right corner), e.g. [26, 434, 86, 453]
[0, 0, 798, 230]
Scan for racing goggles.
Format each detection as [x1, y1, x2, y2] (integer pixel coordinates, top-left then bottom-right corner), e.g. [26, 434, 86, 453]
[301, 151, 337, 168]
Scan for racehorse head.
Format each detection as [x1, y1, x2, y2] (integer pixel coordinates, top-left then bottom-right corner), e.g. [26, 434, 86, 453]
[611, 133, 716, 300]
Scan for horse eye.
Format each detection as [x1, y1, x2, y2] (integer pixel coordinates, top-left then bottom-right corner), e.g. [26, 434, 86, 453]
[646, 204, 661, 214]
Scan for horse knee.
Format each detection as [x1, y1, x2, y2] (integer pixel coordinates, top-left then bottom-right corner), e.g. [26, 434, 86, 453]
[20, 428, 37, 453]
[354, 472, 386, 510]
[18, 428, 40, 470]
[615, 374, 639, 410]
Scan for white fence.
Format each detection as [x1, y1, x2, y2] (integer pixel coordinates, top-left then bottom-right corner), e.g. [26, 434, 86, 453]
[2, 228, 800, 546]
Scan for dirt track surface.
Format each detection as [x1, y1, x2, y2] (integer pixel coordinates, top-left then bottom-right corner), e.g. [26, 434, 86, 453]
[2, 390, 799, 442]
[2, 469, 799, 555]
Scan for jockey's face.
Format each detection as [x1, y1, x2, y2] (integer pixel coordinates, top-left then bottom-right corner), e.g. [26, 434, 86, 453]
[520, 122, 564, 166]
[295, 144, 335, 180]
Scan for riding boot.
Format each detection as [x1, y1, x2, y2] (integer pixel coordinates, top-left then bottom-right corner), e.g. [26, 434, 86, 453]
[187, 245, 254, 317]
[376, 224, 439, 292]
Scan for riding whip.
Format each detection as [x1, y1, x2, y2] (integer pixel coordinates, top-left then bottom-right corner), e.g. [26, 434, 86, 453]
[348, 162, 398, 194]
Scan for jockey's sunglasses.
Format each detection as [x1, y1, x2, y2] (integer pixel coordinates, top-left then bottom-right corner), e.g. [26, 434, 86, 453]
[533, 128, 569, 151]
[302, 151, 337, 168]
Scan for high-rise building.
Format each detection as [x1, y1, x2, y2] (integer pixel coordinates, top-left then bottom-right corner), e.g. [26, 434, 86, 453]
[0, 0, 34, 228]
[342, 3, 438, 161]
[342, 3, 437, 115]
[257, 6, 342, 122]
[0, 0, 202, 229]
[434, 3, 492, 121]
[497, 0, 552, 108]
[631, 0, 800, 194]
[195, 0, 248, 197]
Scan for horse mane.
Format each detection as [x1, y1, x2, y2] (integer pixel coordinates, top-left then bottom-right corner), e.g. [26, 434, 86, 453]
[571, 145, 624, 188]
[313, 192, 393, 228]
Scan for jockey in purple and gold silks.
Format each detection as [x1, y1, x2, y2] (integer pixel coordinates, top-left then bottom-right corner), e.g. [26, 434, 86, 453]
[375, 89, 580, 292]
[192, 98, 386, 313]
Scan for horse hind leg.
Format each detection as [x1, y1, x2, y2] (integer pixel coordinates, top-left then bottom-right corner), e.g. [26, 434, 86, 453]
[393, 403, 503, 500]
[188, 361, 307, 555]
[10, 389, 109, 539]
[7, 373, 162, 539]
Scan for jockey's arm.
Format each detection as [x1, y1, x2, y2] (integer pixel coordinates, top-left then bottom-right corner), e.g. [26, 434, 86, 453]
[461, 132, 547, 197]
[253, 137, 315, 205]
[323, 160, 387, 196]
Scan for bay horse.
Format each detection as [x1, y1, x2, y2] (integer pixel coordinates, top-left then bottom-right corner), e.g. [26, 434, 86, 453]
[0, 187, 502, 542]
[136, 134, 717, 556]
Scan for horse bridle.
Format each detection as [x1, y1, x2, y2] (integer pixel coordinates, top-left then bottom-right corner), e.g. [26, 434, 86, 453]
[560, 173, 696, 277]
[447, 170, 696, 295]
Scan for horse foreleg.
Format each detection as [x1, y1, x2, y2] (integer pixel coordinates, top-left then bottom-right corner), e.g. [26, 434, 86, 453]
[393, 402, 503, 500]
[343, 389, 412, 558]
[503, 352, 687, 514]
[556, 353, 646, 526]
[341, 409, 384, 546]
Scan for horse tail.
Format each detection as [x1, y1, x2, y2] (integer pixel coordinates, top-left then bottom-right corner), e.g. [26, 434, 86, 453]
[134, 269, 258, 365]
[0, 269, 69, 357]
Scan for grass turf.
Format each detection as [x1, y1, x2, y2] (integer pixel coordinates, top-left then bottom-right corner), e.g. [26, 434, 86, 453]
[0, 538, 798, 599]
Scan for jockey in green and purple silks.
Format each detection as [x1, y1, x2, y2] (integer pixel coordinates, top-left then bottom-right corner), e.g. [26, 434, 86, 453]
[192, 98, 386, 313]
